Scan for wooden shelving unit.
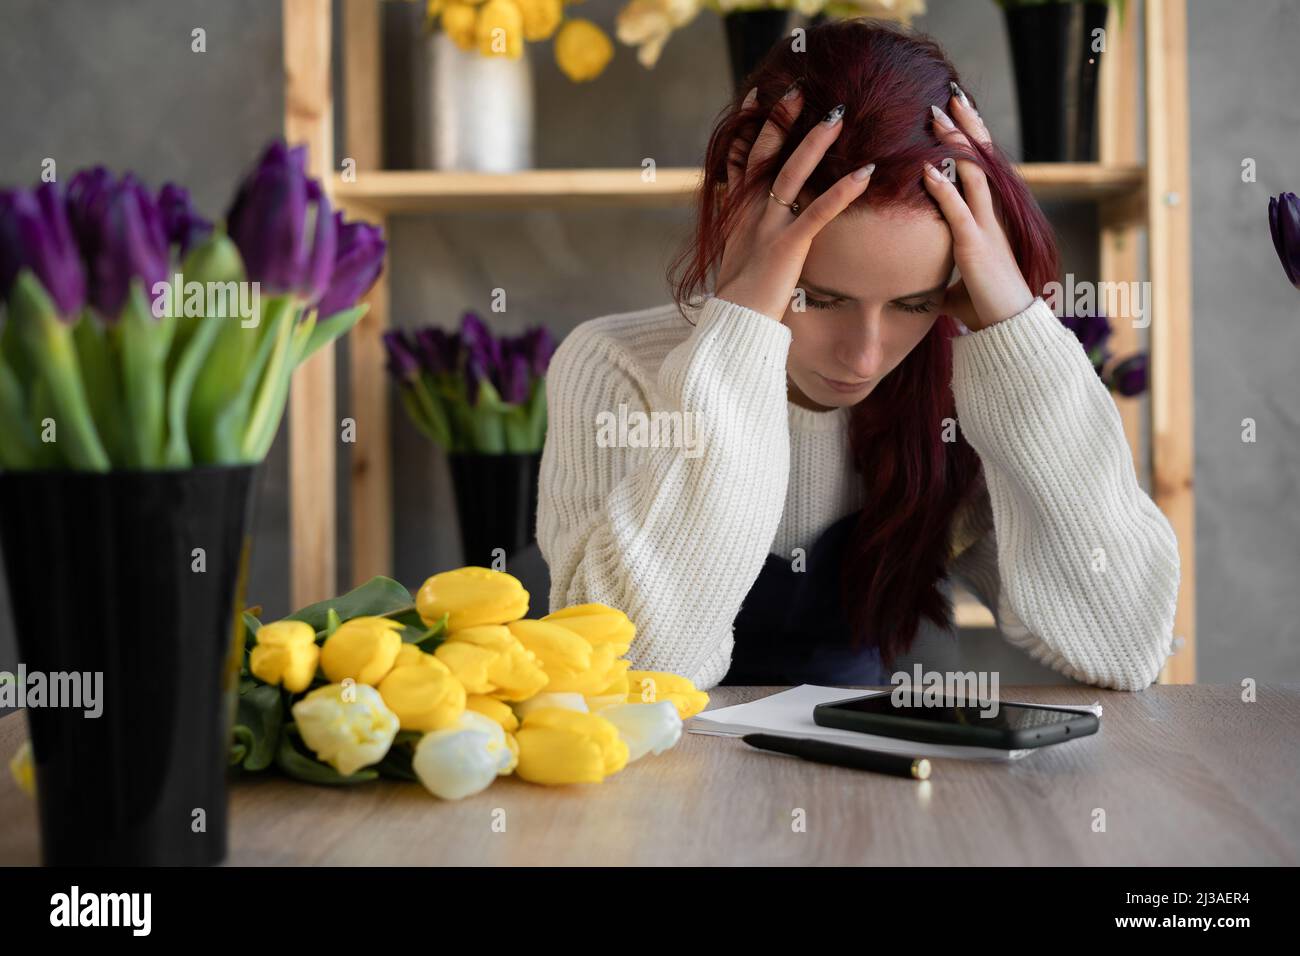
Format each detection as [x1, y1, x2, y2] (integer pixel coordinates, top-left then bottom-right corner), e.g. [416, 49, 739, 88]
[283, 0, 1195, 678]
[330, 162, 1148, 214]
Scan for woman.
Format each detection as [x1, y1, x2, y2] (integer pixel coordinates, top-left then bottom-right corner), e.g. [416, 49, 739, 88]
[536, 19, 1180, 692]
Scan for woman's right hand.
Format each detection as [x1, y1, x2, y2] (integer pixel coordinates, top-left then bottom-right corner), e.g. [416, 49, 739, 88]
[714, 85, 875, 323]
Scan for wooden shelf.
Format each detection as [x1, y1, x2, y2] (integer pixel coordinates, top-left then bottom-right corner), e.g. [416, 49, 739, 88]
[331, 163, 1146, 214]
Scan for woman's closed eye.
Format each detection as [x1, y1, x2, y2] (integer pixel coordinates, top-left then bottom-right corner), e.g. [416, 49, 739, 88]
[804, 296, 937, 315]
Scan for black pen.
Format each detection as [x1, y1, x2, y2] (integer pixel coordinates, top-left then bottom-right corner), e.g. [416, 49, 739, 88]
[742, 733, 932, 780]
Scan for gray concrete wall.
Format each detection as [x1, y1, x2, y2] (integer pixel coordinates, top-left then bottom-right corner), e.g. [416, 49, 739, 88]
[1, 0, 1296, 694]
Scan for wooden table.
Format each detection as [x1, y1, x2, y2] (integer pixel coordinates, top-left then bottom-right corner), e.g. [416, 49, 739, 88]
[2, 684, 1297, 865]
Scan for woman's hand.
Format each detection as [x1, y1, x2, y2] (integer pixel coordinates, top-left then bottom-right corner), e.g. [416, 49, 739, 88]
[922, 91, 1036, 333]
[714, 84, 877, 323]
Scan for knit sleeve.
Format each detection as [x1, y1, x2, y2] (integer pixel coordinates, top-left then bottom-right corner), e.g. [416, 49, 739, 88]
[536, 296, 794, 689]
[947, 296, 1181, 691]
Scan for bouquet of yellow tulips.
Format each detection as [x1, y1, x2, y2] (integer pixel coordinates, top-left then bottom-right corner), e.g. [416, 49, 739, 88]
[231, 567, 708, 797]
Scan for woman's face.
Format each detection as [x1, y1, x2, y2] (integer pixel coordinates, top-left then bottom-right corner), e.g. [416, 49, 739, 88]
[781, 203, 955, 411]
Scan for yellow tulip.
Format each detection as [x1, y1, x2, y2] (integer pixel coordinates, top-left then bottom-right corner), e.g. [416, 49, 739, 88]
[291, 683, 399, 776]
[392, 643, 432, 670]
[585, 657, 631, 710]
[554, 18, 613, 82]
[319, 616, 404, 686]
[434, 640, 498, 695]
[626, 670, 709, 719]
[441, 3, 480, 51]
[514, 707, 628, 784]
[249, 619, 320, 693]
[436, 624, 549, 701]
[467, 694, 520, 733]
[515, 0, 562, 40]
[9, 741, 34, 798]
[542, 602, 635, 655]
[416, 566, 529, 631]
[506, 618, 594, 690]
[476, 0, 524, 58]
[377, 652, 466, 732]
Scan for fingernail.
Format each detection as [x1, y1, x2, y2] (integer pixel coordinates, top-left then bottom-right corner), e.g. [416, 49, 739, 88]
[823, 103, 845, 126]
[743, 86, 757, 109]
[782, 81, 800, 101]
[923, 161, 945, 182]
[852, 163, 876, 182]
[950, 80, 974, 113]
[930, 103, 956, 131]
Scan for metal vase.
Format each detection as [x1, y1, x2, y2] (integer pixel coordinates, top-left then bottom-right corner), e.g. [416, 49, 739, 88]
[416, 30, 535, 171]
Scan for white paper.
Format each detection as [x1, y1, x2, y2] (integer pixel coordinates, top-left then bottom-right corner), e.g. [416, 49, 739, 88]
[687, 684, 1103, 762]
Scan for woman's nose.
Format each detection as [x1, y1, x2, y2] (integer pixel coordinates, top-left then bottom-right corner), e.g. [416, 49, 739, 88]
[837, 316, 885, 379]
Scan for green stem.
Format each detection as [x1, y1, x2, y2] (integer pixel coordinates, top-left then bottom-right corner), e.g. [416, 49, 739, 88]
[239, 298, 299, 461]
[9, 272, 109, 471]
[0, 356, 36, 469]
[117, 282, 176, 468]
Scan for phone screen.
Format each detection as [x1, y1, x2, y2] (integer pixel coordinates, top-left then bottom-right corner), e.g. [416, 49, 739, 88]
[833, 692, 1085, 731]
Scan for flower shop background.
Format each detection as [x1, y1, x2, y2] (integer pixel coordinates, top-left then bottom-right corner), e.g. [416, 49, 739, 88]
[0, 0, 1297, 696]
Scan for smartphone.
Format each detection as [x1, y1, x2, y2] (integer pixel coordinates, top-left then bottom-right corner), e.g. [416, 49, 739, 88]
[812, 690, 1099, 750]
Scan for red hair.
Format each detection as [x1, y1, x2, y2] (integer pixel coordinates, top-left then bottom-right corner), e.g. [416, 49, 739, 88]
[667, 18, 1060, 668]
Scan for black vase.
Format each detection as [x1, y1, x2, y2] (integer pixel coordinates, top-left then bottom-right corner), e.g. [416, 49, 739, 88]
[0, 465, 258, 866]
[723, 9, 792, 95]
[446, 452, 541, 568]
[1003, 1, 1111, 162]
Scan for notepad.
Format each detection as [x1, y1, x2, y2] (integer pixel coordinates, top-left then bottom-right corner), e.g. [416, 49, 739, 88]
[687, 684, 1103, 761]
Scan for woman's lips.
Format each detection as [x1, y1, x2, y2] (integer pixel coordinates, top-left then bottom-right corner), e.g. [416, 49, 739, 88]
[818, 373, 870, 393]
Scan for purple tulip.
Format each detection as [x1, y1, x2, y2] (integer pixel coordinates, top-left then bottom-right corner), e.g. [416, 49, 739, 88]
[225, 140, 337, 305]
[157, 182, 212, 259]
[1109, 353, 1148, 397]
[461, 311, 503, 365]
[460, 311, 504, 405]
[66, 168, 169, 320]
[0, 183, 87, 317]
[497, 345, 532, 404]
[316, 211, 386, 319]
[382, 329, 420, 381]
[1059, 312, 1112, 356]
[414, 327, 460, 376]
[520, 325, 556, 377]
[1268, 192, 1300, 290]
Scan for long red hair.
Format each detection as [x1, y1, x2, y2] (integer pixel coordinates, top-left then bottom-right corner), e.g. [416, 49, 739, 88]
[667, 18, 1060, 668]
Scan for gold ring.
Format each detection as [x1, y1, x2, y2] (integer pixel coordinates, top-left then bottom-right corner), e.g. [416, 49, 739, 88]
[768, 189, 801, 216]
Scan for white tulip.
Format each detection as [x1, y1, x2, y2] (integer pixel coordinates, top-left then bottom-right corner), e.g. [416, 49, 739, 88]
[598, 702, 682, 762]
[291, 683, 399, 777]
[414, 710, 517, 800]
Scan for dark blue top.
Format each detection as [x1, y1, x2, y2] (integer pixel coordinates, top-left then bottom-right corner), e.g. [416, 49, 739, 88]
[721, 511, 888, 686]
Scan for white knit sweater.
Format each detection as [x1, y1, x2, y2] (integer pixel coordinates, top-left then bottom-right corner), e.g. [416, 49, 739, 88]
[537, 294, 1181, 691]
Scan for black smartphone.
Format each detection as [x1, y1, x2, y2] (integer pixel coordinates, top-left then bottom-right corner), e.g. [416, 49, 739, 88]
[812, 690, 1100, 749]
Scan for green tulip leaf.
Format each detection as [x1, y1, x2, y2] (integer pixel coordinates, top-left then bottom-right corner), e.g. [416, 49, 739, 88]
[286, 575, 414, 632]
[296, 304, 367, 368]
[276, 724, 378, 786]
[229, 725, 253, 767]
[233, 683, 283, 772]
[8, 271, 109, 470]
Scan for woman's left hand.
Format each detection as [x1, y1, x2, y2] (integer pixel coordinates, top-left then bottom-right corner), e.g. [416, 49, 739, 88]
[921, 90, 1036, 333]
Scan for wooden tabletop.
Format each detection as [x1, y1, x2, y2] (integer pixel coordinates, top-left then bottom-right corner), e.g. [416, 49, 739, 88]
[2, 684, 1297, 865]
